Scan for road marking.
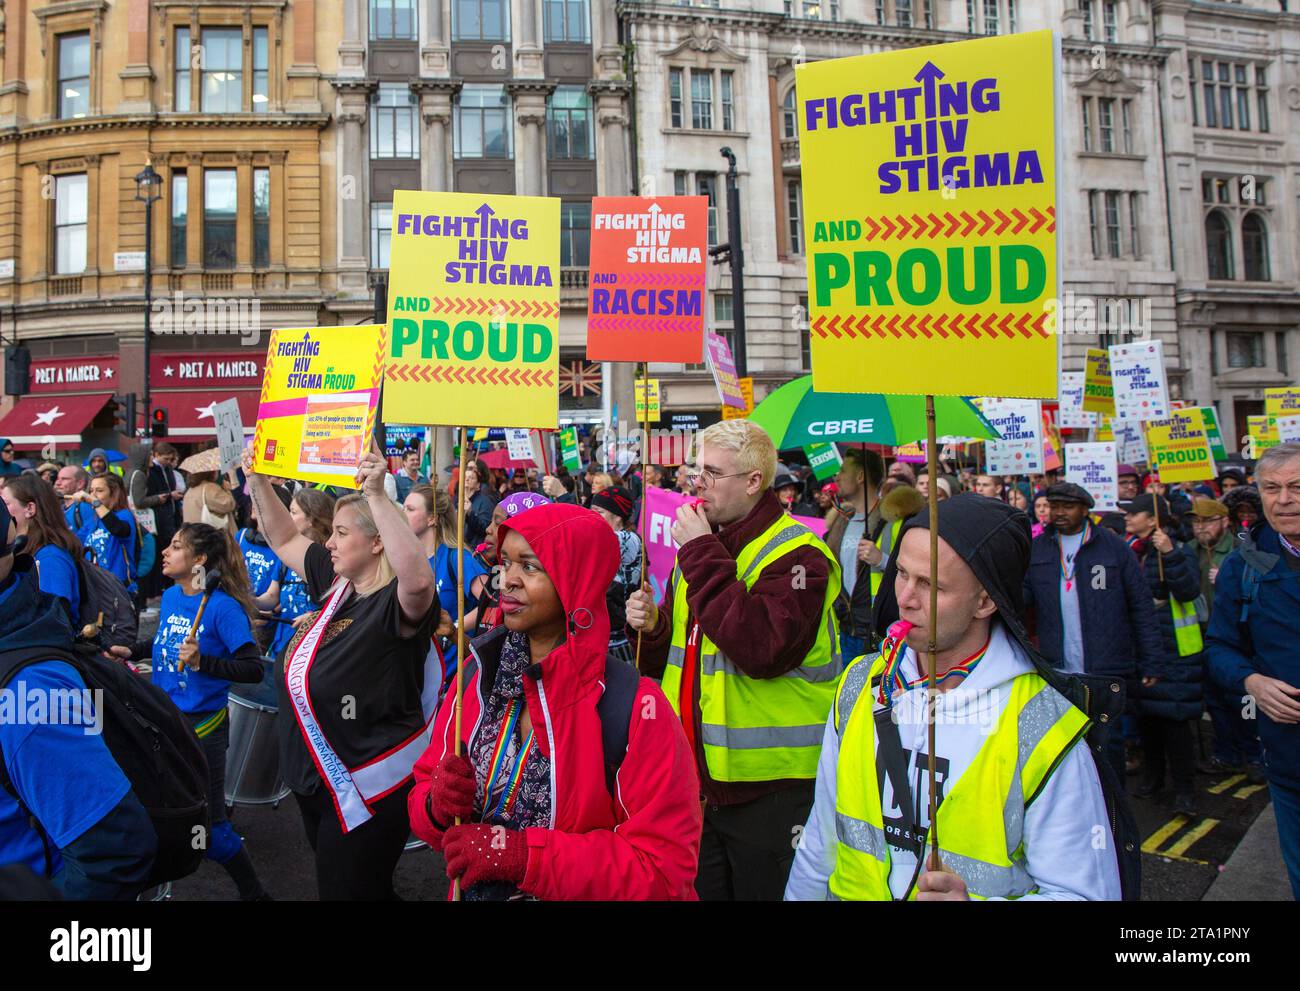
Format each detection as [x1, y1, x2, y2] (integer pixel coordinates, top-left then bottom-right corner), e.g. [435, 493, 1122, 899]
[1207, 774, 1246, 795]
[1163, 818, 1220, 858]
[1234, 783, 1267, 800]
[1141, 816, 1189, 854]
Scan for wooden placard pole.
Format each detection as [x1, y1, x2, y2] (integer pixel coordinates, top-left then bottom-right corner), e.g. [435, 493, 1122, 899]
[925, 395, 943, 868]
[451, 426, 469, 902]
[635, 361, 650, 672]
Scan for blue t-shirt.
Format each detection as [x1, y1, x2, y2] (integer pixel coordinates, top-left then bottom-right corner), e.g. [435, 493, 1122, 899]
[151, 586, 256, 713]
[432, 544, 488, 682]
[34, 545, 80, 623]
[64, 502, 91, 535]
[238, 529, 282, 597]
[81, 510, 136, 590]
[270, 563, 314, 659]
[0, 661, 131, 879]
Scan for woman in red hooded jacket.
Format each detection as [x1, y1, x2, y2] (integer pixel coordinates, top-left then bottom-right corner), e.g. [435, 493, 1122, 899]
[408, 502, 702, 900]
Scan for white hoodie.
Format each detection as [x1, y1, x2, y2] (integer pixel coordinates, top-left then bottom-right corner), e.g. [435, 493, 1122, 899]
[785, 622, 1122, 901]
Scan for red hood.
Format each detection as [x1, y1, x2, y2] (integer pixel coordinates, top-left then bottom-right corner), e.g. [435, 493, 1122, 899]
[497, 502, 618, 684]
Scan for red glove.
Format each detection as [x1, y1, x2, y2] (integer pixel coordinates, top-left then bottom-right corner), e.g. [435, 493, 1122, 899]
[442, 823, 529, 890]
[425, 754, 476, 830]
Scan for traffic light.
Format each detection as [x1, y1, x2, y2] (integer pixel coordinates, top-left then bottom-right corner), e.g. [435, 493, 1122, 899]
[150, 406, 168, 438]
[112, 394, 136, 437]
[4, 345, 30, 396]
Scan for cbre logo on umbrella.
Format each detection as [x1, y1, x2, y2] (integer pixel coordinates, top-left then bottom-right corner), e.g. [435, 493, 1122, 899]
[807, 418, 876, 437]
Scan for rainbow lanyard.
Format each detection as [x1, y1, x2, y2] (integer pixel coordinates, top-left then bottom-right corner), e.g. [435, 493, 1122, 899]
[878, 636, 992, 707]
[1059, 521, 1091, 592]
[481, 698, 535, 822]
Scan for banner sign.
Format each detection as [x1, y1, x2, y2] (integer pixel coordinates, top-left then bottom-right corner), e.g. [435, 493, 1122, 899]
[28, 355, 121, 395]
[560, 426, 582, 473]
[893, 441, 926, 463]
[1145, 408, 1216, 483]
[705, 332, 747, 410]
[807, 442, 843, 481]
[1110, 416, 1148, 467]
[506, 428, 534, 462]
[981, 398, 1043, 475]
[1058, 371, 1098, 429]
[1277, 415, 1300, 444]
[635, 379, 661, 422]
[254, 325, 387, 489]
[152, 352, 265, 390]
[1248, 414, 1280, 454]
[1082, 348, 1114, 416]
[1198, 406, 1229, 462]
[1265, 387, 1300, 420]
[1042, 410, 1062, 472]
[720, 376, 754, 421]
[1065, 442, 1119, 512]
[1109, 341, 1169, 421]
[214, 398, 245, 474]
[586, 196, 708, 363]
[797, 30, 1058, 399]
[383, 190, 560, 429]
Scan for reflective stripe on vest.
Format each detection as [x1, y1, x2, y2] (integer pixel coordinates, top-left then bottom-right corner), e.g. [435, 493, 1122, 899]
[661, 514, 843, 783]
[827, 650, 1090, 900]
[869, 519, 903, 597]
[1169, 599, 1204, 656]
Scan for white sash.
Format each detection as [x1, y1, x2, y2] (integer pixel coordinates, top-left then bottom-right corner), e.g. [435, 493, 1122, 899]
[285, 580, 441, 833]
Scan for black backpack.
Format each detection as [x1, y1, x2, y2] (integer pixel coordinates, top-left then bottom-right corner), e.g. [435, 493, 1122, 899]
[71, 552, 138, 650]
[0, 644, 210, 888]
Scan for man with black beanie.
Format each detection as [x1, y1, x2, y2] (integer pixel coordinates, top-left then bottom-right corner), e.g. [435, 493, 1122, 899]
[786, 494, 1122, 901]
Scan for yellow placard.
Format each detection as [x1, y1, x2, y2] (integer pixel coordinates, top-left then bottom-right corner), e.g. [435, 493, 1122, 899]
[253, 325, 388, 488]
[634, 379, 661, 422]
[721, 376, 755, 421]
[1248, 414, 1280, 454]
[1145, 408, 1215, 483]
[1265, 388, 1300, 420]
[382, 190, 560, 429]
[797, 30, 1057, 398]
[1082, 348, 1116, 415]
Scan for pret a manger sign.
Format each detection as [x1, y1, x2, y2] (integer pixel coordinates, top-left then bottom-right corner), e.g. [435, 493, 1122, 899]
[797, 30, 1058, 399]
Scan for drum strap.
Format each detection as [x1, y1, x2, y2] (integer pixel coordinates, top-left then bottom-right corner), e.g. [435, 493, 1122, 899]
[284, 580, 440, 834]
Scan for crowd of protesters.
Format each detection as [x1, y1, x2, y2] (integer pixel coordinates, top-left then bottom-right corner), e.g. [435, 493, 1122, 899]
[0, 425, 1298, 904]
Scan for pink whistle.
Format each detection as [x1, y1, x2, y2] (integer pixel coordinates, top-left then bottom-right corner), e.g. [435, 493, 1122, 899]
[687, 498, 706, 510]
[887, 620, 915, 641]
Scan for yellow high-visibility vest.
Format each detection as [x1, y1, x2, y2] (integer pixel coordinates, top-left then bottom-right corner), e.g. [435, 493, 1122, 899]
[1169, 599, 1204, 656]
[827, 646, 1090, 900]
[661, 513, 842, 783]
[869, 518, 904, 598]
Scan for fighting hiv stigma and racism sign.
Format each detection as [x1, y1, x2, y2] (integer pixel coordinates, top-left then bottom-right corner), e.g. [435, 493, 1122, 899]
[383, 190, 560, 429]
[1066, 442, 1119, 512]
[254, 325, 387, 488]
[797, 30, 1058, 399]
[1145, 408, 1215, 484]
[586, 196, 708, 363]
[981, 398, 1043, 475]
[1109, 341, 1169, 421]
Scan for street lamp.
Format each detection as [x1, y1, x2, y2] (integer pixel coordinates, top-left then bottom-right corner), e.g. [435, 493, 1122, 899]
[135, 162, 163, 441]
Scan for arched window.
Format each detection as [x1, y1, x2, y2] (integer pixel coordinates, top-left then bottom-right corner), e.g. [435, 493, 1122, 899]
[783, 85, 797, 139]
[1205, 210, 1233, 280]
[1242, 211, 1270, 281]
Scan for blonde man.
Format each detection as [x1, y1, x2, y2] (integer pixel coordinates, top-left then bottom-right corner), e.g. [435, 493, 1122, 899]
[627, 419, 843, 900]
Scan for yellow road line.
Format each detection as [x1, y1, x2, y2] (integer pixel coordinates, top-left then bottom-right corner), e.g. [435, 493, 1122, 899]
[1141, 816, 1188, 854]
[1207, 774, 1246, 795]
[1156, 851, 1211, 866]
[1163, 818, 1220, 858]
[1234, 784, 1267, 800]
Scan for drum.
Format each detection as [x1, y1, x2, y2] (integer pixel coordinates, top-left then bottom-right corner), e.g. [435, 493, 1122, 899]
[225, 660, 290, 808]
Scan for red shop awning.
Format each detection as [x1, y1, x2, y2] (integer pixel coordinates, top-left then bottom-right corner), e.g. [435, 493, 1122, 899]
[150, 390, 260, 441]
[0, 393, 112, 449]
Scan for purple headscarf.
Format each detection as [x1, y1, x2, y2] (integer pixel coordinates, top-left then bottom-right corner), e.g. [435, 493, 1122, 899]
[499, 492, 551, 518]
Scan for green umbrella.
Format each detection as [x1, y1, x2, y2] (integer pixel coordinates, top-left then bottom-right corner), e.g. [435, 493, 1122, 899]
[748, 375, 999, 449]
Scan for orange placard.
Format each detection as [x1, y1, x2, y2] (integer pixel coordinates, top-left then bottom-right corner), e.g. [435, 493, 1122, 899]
[586, 196, 708, 363]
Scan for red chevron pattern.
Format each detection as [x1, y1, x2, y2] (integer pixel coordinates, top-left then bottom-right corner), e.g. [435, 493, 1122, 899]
[587, 316, 699, 333]
[860, 206, 1056, 241]
[385, 364, 555, 387]
[418, 296, 560, 319]
[609, 273, 706, 287]
[810, 311, 1052, 341]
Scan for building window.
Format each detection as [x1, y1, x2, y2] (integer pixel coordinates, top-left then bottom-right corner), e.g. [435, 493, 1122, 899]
[1278, 331, 1289, 376]
[882, 0, 890, 24]
[691, 71, 713, 129]
[1081, 97, 1092, 152]
[371, 0, 418, 40]
[982, 0, 999, 35]
[54, 173, 87, 275]
[371, 202, 392, 269]
[253, 27, 269, 113]
[897, 0, 912, 26]
[1256, 65, 1270, 133]
[1196, 58, 1269, 132]
[560, 201, 591, 267]
[547, 85, 592, 160]
[1121, 99, 1133, 153]
[1103, 191, 1121, 258]
[455, 85, 512, 159]
[371, 85, 417, 159]
[454, 0, 510, 41]
[543, 0, 589, 42]
[698, 173, 718, 245]
[799, 294, 811, 370]
[1082, 0, 1094, 40]
[58, 33, 91, 119]
[1128, 192, 1140, 259]
[174, 27, 191, 112]
[1226, 332, 1264, 369]
[787, 181, 803, 255]
[714, 292, 733, 324]
[170, 175, 187, 269]
[1242, 212, 1270, 282]
[721, 71, 735, 131]
[1088, 191, 1101, 258]
[1007, 0, 1017, 33]
[203, 169, 237, 270]
[669, 69, 684, 128]
[201, 28, 242, 113]
[1102, 0, 1117, 42]
[1205, 210, 1233, 280]
[782, 86, 797, 139]
[1189, 57, 1198, 126]
[253, 168, 270, 269]
[1098, 98, 1114, 152]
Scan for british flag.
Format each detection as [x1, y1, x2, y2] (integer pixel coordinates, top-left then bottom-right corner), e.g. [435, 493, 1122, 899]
[559, 360, 602, 398]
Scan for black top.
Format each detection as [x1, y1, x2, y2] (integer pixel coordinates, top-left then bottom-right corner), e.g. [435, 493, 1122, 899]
[275, 541, 437, 796]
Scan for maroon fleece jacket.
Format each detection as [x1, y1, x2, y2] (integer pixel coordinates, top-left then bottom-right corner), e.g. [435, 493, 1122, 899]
[634, 489, 832, 806]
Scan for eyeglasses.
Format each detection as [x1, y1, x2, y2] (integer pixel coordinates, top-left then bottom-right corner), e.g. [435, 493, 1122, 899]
[684, 466, 747, 489]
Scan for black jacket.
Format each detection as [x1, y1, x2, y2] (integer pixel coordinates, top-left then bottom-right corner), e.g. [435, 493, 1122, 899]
[1134, 539, 1204, 721]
